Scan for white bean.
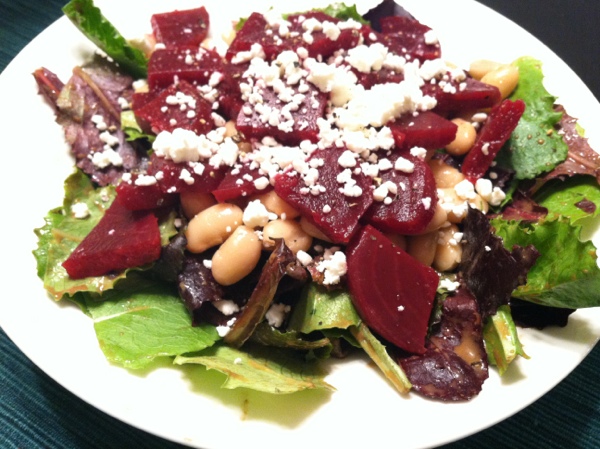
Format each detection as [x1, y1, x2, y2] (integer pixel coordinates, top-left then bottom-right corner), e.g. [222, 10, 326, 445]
[481, 64, 519, 99]
[433, 224, 462, 272]
[262, 219, 313, 254]
[180, 191, 216, 220]
[406, 232, 438, 266]
[445, 118, 477, 156]
[211, 225, 262, 286]
[252, 190, 300, 219]
[185, 203, 243, 253]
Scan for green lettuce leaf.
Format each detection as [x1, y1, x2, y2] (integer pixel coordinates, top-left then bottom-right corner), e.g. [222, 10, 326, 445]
[483, 305, 528, 375]
[287, 283, 361, 333]
[33, 170, 177, 299]
[313, 3, 368, 23]
[33, 170, 119, 299]
[82, 275, 219, 369]
[62, 0, 148, 78]
[249, 322, 332, 355]
[534, 176, 600, 224]
[491, 216, 600, 308]
[350, 323, 411, 394]
[174, 342, 334, 394]
[121, 110, 155, 142]
[496, 57, 569, 179]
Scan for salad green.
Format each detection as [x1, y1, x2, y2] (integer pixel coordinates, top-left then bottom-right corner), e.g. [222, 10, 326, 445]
[33, 0, 600, 401]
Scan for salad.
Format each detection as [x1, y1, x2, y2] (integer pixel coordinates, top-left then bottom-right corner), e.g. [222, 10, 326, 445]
[32, 0, 600, 403]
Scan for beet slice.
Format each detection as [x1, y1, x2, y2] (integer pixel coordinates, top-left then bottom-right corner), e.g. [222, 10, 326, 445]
[62, 198, 161, 279]
[133, 80, 214, 135]
[423, 77, 501, 114]
[215, 63, 246, 121]
[274, 147, 373, 244]
[389, 111, 458, 151]
[225, 13, 274, 61]
[284, 12, 362, 59]
[355, 67, 404, 89]
[346, 225, 439, 354]
[146, 152, 226, 195]
[461, 99, 526, 182]
[226, 11, 361, 62]
[236, 83, 327, 146]
[365, 153, 438, 235]
[151, 7, 210, 49]
[147, 47, 225, 92]
[364, 15, 441, 62]
[115, 173, 177, 210]
[212, 161, 272, 202]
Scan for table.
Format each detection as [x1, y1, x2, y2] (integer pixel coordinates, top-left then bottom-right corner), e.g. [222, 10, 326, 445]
[1, 1, 599, 448]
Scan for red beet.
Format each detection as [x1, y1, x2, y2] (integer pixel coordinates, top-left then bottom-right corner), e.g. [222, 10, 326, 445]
[225, 13, 272, 61]
[62, 198, 161, 279]
[461, 99, 526, 182]
[274, 147, 373, 244]
[212, 162, 272, 202]
[115, 174, 177, 210]
[423, 77, 501, 114]
[389, 111, 458, 151]
[365, 154, 438, 235]
[151, 7, 210, 49]
[146, 153, 226, 195]
[285, 12, 362, 59]
[147, 47, 225, 91]
[133, 80, 215, 135]
[236, 83, 327, 146]
[365, 16, 441, 62]
[346, 225, 439, 354]
[355, 67, 404, 89]
[226, 12, 361, 62]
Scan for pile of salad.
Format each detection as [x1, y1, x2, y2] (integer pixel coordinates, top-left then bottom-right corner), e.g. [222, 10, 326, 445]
[33, 0, 600, 401]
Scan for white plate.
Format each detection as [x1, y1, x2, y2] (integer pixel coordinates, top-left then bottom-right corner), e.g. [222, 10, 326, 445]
[1, 1, 599, 448]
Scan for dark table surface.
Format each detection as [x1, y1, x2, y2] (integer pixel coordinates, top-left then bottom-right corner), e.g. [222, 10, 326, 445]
[1, 1, 599, 448]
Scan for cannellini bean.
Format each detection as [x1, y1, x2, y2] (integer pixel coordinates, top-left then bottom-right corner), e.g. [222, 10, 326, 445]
[185, 203, 243, 253]
[433, 224, 462, 272]
[299, 216, 332, 242]
[406, 232, 438, 266]
[468, 59, 503, 80]
[445, 118, 477, 156]
[429, 158, 465, 188]
[211, 225, 262, 286]
[252, 190, 300, 219]
[421, 203, 449, 233]
[481, 64, 519, 99]
[262, 219, 313, 254]
[180, 191, 216, 220]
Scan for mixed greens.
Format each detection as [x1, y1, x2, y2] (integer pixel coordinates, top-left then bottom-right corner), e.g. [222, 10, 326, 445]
[33, 0, 600, 401]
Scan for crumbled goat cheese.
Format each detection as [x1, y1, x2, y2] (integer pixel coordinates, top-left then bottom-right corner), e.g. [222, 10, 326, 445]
[265, 303, 291, 328]
[71, 202, 90, 219]
[316, 248, 347, 285]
